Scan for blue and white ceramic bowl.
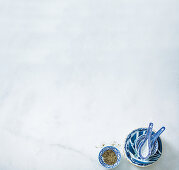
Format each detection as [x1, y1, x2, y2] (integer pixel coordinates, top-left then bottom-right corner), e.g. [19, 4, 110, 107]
[98, 146, 121, 169]
[124, 128, 162, 167]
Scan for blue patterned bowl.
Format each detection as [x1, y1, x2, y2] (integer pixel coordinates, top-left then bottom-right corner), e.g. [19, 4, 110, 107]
[124, 128, 162, 167]
[98, 146, 121, 169]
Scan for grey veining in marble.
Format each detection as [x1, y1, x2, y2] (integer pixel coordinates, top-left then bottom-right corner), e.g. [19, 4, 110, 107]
[0, 0, 179, 170]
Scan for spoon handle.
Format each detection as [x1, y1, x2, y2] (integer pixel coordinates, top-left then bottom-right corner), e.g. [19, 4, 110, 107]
[151, 127, 165, 145]
[147, 123, 153, 138]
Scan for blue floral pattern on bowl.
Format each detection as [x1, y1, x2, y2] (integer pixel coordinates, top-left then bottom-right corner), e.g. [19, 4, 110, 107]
[98, 146, 121, 169]
[124, 128, 162, 167]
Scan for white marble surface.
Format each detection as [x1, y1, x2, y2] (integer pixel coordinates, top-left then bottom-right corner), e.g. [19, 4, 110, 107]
[0, 0, 179, 170]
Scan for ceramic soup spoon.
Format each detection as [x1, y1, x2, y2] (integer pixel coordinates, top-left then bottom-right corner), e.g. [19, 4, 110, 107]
[138, 124, 166, 160]
[138, 123, 153, 160]
[151, 127, 165, 146]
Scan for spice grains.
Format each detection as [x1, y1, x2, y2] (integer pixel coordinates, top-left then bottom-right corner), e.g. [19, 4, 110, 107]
[102, 149, 117, 165]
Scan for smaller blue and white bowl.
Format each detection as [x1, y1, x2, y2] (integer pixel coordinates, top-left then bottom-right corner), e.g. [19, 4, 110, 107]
[98, 146, 121, 169]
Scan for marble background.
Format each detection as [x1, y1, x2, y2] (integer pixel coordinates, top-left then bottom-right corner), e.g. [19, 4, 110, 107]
[0, 0, 179, 170]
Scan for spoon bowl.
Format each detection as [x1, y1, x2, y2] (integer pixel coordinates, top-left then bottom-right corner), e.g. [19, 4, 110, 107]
[136, 135, 158, 156]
